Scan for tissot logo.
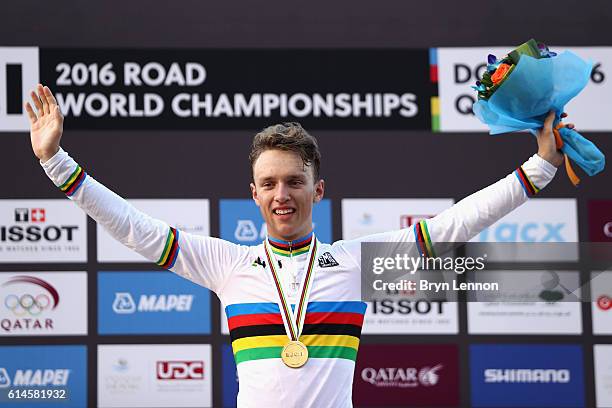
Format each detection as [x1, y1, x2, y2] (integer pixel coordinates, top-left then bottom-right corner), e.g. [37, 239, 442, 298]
[361, 365, 443, 388]
[1, 207, 78, 243]
[156, 361, 204, 380]
[112, 292, 193, 314]
[370, 299, 445, 315]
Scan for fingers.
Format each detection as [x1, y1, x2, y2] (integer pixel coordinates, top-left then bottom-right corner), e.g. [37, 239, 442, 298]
[24, 102, 37, 124]
[43, 86, 58, 107]
[37, 84, 50, 115]
[30, 90, 43, 114]
[561, 112, 568, 118]
[543, 110, 556, 131]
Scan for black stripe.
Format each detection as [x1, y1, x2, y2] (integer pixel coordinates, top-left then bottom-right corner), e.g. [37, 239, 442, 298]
[230, 323, 362, 342]
[7, 65, 22, 114]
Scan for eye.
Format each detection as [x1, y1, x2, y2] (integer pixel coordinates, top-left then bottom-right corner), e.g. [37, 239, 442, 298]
[291, 179, 304, 186]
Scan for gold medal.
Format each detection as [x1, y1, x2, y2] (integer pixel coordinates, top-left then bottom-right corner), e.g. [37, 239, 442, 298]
[281, 340, 309, 368]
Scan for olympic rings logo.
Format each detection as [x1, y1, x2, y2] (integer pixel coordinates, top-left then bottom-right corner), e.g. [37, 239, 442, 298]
[597, 295, 612, 311]
[4, 294, 51, 316]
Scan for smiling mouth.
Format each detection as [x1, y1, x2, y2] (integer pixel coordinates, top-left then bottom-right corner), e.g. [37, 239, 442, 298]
[273, 208, 296, 215]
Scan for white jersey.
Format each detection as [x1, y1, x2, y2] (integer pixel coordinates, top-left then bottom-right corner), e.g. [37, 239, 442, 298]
[41, 148, 556, 408]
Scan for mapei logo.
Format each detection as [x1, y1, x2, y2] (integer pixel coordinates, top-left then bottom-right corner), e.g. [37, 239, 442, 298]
[112, 292, 194, 314]
[234, 220, 266, 242]
[597, 295, 612, 311]
[156, 361, 204, 380]
[361, 364, 443, 387]
[0, 367, 10, 388]
[399, 215, 433, 229]
[1, 207, 78, 243]
[478, 222, 566, 242]
[0, 368, 70, 387]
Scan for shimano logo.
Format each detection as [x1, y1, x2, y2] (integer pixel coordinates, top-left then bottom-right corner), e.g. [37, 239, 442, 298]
[112, 293, 193, 314]
[361, 365, 442, 388]
[484, 368, 570, 383]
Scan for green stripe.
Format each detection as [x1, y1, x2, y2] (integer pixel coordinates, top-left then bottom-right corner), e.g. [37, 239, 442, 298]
[431, 115, 440, 132]
[59, 166, 81, 190]
[156, 229, 174, 265]
[420, 221, 436, 258]
[234, 345, 357, 365]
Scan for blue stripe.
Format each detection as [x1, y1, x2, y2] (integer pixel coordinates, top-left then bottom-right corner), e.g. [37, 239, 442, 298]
[226, 301, 367, 318]
[514, 170, 530, 195]
[429, 48, 438, 65]
[268, 231, 313, 246]
[66, 172, 87, 197]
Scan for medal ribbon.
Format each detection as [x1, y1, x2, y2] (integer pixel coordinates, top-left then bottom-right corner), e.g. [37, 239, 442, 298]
[263, 236, 318, 341]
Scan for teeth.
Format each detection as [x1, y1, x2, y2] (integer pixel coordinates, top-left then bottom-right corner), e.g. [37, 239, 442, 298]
[275, 209, 294, 215]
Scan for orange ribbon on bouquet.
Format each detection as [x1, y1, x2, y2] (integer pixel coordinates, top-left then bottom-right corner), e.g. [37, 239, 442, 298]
[553, 122, 581, 187]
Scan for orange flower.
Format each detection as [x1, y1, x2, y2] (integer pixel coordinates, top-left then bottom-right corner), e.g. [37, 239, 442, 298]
[491, 63, 512, 85]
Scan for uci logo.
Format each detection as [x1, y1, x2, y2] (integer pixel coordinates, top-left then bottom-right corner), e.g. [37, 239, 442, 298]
[478, 222, 566, 242]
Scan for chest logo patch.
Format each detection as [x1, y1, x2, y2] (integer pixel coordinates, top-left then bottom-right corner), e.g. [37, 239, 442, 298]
[318, 252, 339, 268]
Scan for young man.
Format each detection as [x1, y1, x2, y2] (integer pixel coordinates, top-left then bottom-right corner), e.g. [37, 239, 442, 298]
[27, 84, 565, 407]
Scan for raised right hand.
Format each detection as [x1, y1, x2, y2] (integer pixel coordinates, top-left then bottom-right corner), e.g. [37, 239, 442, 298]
[25, 84, 64, 163]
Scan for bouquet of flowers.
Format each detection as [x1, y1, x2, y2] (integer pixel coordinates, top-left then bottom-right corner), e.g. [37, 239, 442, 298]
[472, 39, 605, 185]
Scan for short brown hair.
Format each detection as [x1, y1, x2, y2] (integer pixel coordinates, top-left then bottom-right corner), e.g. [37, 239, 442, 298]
[249, 122, 321, 180]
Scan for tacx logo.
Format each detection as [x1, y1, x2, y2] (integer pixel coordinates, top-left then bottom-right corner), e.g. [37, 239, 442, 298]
[399, 215, 432, 229]
[484, 368, 570, 383]
[0, 368, 10, 388]
[361, 365, 443, 387]
[478, 222, 566, 242]
[234, 220, 266, 242]
[597, 295, 612, 311]
[318, 252, 339, 268]
[112, 292, 194, 314]
[156, 361, 204, 380]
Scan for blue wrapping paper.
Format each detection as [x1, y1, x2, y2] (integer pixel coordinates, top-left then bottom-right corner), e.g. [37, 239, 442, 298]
[473, 51, 605, 176]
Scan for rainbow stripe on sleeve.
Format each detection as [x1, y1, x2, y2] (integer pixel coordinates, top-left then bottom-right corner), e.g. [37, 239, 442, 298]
[157, 227, 180, 269]
[414, 220, 435, 258]
[514, 166, 540, 197]
[226, 301, 366, 365]
[58, 165, 87, 197]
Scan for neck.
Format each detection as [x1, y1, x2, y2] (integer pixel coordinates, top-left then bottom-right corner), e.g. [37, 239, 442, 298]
[267, 230, 314, 256]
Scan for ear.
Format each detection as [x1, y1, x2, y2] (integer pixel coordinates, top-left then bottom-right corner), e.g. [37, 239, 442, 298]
[250, 182, 261, 207]
[313, 179, 325, 203]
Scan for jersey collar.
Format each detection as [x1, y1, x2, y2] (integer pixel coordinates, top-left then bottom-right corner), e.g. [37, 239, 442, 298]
[267, 231, 314, 257]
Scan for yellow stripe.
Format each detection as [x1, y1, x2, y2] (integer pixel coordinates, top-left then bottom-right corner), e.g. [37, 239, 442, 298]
[420, 220, 435, 257]
[157, 230, 175, 265]
[232, 334, 360, 353]
[430, 96, 440, 116]
[60, 167, 82, 191]
[270, 245, 311, 257]
[522, 167, 540, 192]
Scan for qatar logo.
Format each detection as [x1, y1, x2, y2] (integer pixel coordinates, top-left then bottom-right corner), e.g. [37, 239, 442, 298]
[361, 364, 443, 388]
[2, 276, 59, 316]
[156, 361, 204, 380]
[597, 295, 612, 311]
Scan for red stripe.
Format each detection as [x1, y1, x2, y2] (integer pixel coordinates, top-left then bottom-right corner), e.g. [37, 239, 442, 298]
[430, 65, 438, 83]
[415, 223, 427, 256]
[304, 312, 364, 326]
[228, 311, 365, 330]
[516, 167, 535, 195]
[269, 236, 312, 249]
[228, 313, 283, 330]
[161, 234, 179, 268]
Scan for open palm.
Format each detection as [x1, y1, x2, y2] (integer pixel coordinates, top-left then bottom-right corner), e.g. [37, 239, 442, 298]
[25, 84, 64, 162]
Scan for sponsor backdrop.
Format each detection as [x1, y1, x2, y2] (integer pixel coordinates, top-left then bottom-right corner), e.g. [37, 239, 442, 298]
[2, 2, 612, 407]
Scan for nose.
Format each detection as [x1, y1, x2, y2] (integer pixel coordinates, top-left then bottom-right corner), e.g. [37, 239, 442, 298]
[274, 182, 290, 203]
